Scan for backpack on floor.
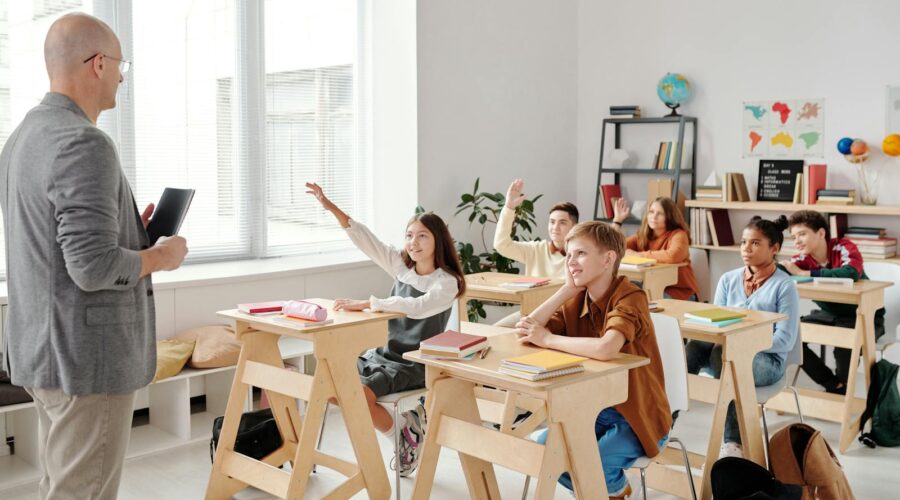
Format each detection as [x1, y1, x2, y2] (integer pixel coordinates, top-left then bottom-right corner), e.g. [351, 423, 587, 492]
[859, 358, 900, 448]
[768, 423, 854, 500]
[210, 408, 283, 463]
[710, 457, 802, 500]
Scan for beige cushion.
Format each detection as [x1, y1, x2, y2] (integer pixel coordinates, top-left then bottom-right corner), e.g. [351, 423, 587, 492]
[153, 339, 195, 382]
[175, 325, 241, 369]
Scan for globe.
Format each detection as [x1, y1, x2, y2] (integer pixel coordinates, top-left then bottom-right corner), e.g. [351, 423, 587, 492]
[657, 73, 692, 116]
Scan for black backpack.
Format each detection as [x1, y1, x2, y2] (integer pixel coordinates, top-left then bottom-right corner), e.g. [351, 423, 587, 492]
[711, 457, 802, 500]
[859, 358, 900, 448]
[210, 408, 284, 463]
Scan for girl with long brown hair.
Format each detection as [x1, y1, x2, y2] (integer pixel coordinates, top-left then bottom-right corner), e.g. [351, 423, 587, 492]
[612, 196, 700, 300]
[306, 182, 464, 477]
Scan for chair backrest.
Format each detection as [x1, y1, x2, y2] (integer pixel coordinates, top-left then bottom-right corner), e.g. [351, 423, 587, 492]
[863, 262, 900, 339]
[785, 306, 803, 368]
[689, 247, 711, 303]
[651, 313, 689, 412]
[446, 299, 461, 331]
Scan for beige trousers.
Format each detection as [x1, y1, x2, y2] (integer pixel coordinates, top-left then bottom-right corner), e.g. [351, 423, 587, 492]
[25, 387, 136, 500]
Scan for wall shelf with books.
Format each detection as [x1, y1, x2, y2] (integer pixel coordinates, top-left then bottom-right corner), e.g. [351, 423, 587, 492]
[685, 200, 900, 217]
[689, 244, 900, 264]
[594, 115, 697, 223]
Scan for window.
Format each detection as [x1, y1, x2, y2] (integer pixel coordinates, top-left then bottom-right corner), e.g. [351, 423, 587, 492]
[0, 0, 370, 278]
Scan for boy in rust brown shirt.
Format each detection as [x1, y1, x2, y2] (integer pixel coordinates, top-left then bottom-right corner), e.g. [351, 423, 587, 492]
[516, 221, 672, 498]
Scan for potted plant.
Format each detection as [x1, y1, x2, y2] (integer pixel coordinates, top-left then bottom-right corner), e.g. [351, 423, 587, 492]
[454, 178, 542, 321]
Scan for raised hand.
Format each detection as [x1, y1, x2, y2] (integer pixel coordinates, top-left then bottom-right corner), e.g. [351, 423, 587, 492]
[613, 197, 631, 224]
[505, 179, 527, 209]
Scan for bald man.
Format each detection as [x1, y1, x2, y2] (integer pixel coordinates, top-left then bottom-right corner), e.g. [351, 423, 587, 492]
[0, 13, 187, 499]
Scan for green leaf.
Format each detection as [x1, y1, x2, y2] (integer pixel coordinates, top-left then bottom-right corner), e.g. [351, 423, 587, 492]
[474, 177, 480, 193]
[461, 193, 474, 203]
[479, 213, 487, 224]
[469, 212, 477, 222]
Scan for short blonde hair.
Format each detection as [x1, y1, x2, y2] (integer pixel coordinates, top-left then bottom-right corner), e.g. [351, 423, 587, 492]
[565, 221, 626, 274]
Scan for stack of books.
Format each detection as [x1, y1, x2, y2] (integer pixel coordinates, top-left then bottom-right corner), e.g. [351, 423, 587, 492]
[683, 308, 747, 328]
[696, 185, 724, 201]
[598, 184, 622, 219]
[654, 142, 682, 170]
[499, 351, 587, 381]
[689, 207, 712, 246]
[500, 277, 551, 289]
[420, 330, 488, 360]
[724, 173, 751, 202]
[620, 255, 657, 270]
[705, 209, 735, 247]
[844, 226, 897, 259]
[610, 105, 641, 118]
[816, 189, 855, 206]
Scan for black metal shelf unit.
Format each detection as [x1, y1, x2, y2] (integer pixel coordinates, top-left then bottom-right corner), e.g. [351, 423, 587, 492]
[593, 116, 698, 223]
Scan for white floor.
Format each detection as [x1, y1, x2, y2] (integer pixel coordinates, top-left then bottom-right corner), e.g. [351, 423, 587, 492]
[2, 369, 900, 499]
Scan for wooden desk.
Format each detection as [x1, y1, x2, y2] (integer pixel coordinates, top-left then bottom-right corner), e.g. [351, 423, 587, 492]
[205, 300, 403, 500]
[618, 263, 683, 301]
[460, 272, 563, 317]
[650, 299, 786, 500]
[404, 331, 648, 500]
[766, 280, 890, 452]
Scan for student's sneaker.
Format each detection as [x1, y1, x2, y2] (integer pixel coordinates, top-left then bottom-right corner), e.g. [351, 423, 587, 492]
[719, 441, 744, 459]
[394, 405, 426, 477]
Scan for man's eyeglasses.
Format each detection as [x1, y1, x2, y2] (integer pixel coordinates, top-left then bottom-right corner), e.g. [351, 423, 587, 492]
[82, 53, 132, 74]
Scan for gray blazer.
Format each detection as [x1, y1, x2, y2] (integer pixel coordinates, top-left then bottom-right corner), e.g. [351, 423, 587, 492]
[0, 92, 155, 395]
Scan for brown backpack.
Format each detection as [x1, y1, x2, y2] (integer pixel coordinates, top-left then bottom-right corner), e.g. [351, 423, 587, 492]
[768, 423, 854, 500]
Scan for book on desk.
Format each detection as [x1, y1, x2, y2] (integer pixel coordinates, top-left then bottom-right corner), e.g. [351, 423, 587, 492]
[499, 350, 587, 381]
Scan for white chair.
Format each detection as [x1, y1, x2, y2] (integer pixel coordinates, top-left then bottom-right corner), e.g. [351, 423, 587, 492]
[314, 388, 427, 500]
[689, 247, 711, 303]
[863, 262, 900, 357]
[520, 313, 697, 500]
[757, 319, 804, 467]
[629, 313, 697, 500]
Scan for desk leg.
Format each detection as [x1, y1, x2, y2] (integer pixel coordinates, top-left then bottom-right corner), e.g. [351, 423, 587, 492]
[411, 375, 500, 500]
[532, 422, 567, 500]
[206, 331, 276, 499]
[730, 355, 766, 467]
[700, 368, 733, 500]
[839, 320, 865, 453]
[328, 354, 392, 499]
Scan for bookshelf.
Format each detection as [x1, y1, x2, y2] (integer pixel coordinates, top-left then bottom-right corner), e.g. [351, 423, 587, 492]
[594, 116, 697, 223]
[686, 200, 900, 264]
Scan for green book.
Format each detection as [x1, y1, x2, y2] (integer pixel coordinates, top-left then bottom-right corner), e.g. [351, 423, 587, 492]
[789, 276, 814, 283]
[683, 308, 747, 323]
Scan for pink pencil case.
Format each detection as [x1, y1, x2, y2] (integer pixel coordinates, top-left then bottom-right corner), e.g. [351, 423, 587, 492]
[283, 300, 328, 322]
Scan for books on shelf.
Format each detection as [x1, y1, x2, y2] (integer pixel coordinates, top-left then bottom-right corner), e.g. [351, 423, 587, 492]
[653, 141, 682, 170]
[817, 189, 855, 198]
[846, 227, 886, 237]
[620, 255, 657, 269]
[696, 185, 724, 201]
[500, 277, 551, 289]
[610, 105, 641, 118]
[684, 308, 747, 323]
[806, 164, 827, 205]
[238, 301, 287, 315]
[599, 184, 622, 219]
[706, 209, 735, 247]
[499, 350, 587, 381]
[419, 330, 488, 359]
[724, 173, 751, 202]
[817, 196, 854, 205]
[690, 207, 713, 246]
[829, 214, 848, 239]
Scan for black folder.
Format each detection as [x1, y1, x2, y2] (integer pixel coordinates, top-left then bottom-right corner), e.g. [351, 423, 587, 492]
[146, 187, 195, 245]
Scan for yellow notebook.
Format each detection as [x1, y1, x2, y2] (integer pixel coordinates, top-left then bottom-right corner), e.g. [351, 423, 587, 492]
[683, 308, 747, 323]
[502, 350, 588, 373]
[620, 255, 657, 266]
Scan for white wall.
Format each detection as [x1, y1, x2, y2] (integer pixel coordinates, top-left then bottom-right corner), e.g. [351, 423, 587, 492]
[577, 0, 900, 278]
[417, 0, 578, 248]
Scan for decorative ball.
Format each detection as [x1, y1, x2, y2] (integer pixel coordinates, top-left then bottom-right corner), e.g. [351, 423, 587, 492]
[884, 134, 900, 157]
[837, 137, 854, 155]
[850, 139, 868, 156]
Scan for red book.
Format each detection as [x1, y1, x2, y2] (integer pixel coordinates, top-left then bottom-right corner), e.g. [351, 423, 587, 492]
[706, 209, 734, 247]
[600, 184, 622, 221]
[238, 301, 286, 314]
[807, 164, 827, 205]
[420, 330, 487, 352]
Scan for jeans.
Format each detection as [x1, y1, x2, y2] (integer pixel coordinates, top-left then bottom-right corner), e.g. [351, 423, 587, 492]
[801, 310, 885, 390]
[684, 341, 785, 444]
[533, 407, 667, 494]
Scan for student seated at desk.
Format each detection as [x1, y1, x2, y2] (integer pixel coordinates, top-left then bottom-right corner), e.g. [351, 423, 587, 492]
[611, 196, 700, 300]
[780, 210, 886, 395]
[306, 182, 465, 477]
[492, 178, 579, 326]
[685, 215, 800, 459]
[515, 221, 671, 499]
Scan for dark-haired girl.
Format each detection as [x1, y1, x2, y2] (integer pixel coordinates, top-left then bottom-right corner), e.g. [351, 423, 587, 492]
[684, 215, 800, 458]
[306, 182, 465, 476]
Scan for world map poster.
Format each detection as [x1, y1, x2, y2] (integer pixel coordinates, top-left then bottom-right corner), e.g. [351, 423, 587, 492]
[742, 99, 825, 158]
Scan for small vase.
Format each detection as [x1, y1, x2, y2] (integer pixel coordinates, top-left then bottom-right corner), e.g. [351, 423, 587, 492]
[856, 165, 878, 205]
